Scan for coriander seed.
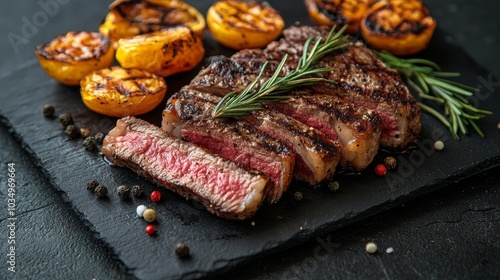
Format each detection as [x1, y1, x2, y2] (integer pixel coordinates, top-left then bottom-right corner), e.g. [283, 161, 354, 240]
[58, 113, 74, 127]
[174, 242, 190, 258]
[94, 133, 104, 145]
[83, 136, 97, 152]
[131, 185, 143, 197]
[94, 185, 108, 198]
[383, 156, 397, 170]
[116, 185, 130, 200]
[293, 191, 303, 201]
[65, 125, 80, 139]
[86, 179, 99, 192]
[42, 104, 55, 117]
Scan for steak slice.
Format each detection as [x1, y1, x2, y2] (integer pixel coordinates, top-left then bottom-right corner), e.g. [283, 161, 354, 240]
[190, 25, 421, 149]
[163, 89, 342, 186]
[266, 91, 382, 171]
[102, 116, 269, 220]
[163, 91, 294, 204]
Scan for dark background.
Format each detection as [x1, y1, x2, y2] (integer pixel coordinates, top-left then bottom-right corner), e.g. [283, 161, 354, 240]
[0, 0, 499, 279]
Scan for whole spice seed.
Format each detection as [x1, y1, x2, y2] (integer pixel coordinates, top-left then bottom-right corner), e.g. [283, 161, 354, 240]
[83, 136, 97, 152]
[116, 185, 130, 200]
[365, 242, 377, 254]
[86, 179, 99, 192]
[386, 247, 394, 254]
[375, 164, 387, 176]
[383, 157, 397, 170]
[328, 181, 340, 192]
[143, 208, 156, 222]
[94, 133, 104, 145]
[136, 205, 147, 217]
[174, 242, 190, 258]
[80, 127, 90, 138]
[150, 190, 161, 202]
[42, 104, 55, 117]
[145, 224, 155, 235]
[131, 185, 144, 197]
[434, 140, 445, 151]
[58, 113, 74, 127]
[497, 123, 500, 130]
[65, 124, 80, 139]
[293, 191, 303, 201]
[94, 185, 108, 198]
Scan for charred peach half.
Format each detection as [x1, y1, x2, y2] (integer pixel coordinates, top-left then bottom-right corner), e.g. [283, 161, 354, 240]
[304, 0, 375, 34]
[360, 0, 436, 56]
[115, 26, 205, 77]
[206, 0, 284, 50]
[80, 67, 167, 117]
[99, 0, 206, 44]
[34, 31, 114, 86]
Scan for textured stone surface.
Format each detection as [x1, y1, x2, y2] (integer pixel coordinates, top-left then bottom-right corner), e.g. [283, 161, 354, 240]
[0, 0, 499, 279]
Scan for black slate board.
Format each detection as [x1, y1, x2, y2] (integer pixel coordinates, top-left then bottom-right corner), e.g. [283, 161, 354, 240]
[1, 1, 499, 279]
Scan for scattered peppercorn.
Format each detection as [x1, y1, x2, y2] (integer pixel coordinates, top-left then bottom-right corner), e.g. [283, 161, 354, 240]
[83, 136, 97, 152]
[94, 133, 104, 145]
[375, 164, 387, 176]
[131, 185, 144, 197]
[497, 122, 500, 130]
[80, 127, 90, 138]
[328, 181, 340, 192]
[365, 242, 377, 254]
[136, 205, 147, 217]
[293, 191, 303, 201]
[150, 190, 161, 202]
[94, 185, 108, 198]
[434, 140, 444, 151]
[86, 179, 99, 192]
[116, 185, 130, 200]
[65, 124, 80, 139]
[143, 208, 156, 222]
[58, 113, 74, 127]
[174, 242, 190, 258]
[145, 224, 155, 235]
[383, 156, 397, 170]
[386, 247, 394, 254]
[42, 104, 55, 117]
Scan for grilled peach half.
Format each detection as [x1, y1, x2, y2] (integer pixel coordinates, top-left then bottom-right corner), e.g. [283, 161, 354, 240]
[34, 31, 114, 86]
[115, 26, 205, 77]
[80, 67, 167, 117]
[99, 0, 205, 44]
[304, 0, 375, 34]
[360, 0, 436, 56]
[207, 0, 284, 50]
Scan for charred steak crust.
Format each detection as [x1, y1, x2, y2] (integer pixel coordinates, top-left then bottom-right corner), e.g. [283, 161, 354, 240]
[102, 116, 270, 220]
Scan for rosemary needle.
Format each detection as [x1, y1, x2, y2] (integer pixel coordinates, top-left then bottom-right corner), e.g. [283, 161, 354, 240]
[212, 25, 350, 118]
[375, 51, 492, 140]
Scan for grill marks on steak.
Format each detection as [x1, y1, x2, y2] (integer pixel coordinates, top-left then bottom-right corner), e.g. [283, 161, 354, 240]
[101, 117, 269, 220]
[190, 25, 421, 150]
[163, 91, 294, 204]
[163, 89, 342, 187]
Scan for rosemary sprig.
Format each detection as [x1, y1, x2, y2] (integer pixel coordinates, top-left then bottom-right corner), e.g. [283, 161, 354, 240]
[375, 51, 492, 140]
[212, 25, 350, 118]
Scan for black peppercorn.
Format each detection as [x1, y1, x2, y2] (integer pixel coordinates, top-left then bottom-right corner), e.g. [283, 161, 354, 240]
[80, 127, 90, 138]
[86, 179, 99, 192]
[383, 156, 397, 170]
[83, 136, 97, 152]
[42, 104, 55, 117]
[131, 185, 143, 197]
[94, 133, 104, 145]
[293, 191, 303, 201]
[94, 185, 108, 198]
[116, 185, 130, 200]
[174, 242, 190, 258]
[65, 125, 80, 139]
[58, 113, 74, 127]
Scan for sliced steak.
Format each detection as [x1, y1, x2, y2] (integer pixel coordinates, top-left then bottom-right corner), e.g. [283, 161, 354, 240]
[163, 91, 294, 204]
[164, 89, 342, 186]
[190, 25, 421, 149]
[101, 116, 269, 220]
[266, 91, 382, 171]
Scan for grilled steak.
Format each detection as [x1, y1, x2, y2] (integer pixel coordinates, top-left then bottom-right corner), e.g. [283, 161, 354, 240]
[163, 89, 342, 186]
[102, 116, 269, 220]
[190, 25, 421, 149]
[267, 91, 382, 171]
